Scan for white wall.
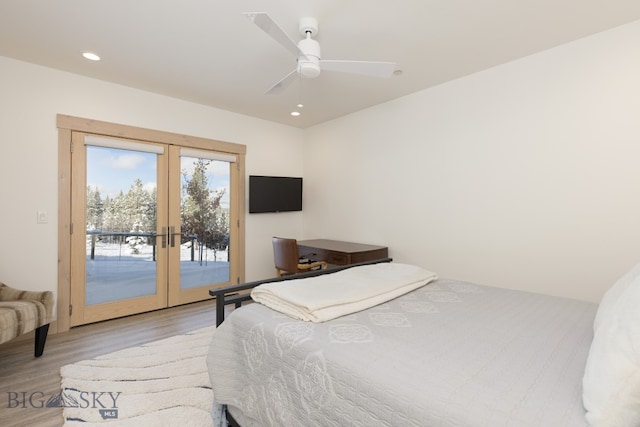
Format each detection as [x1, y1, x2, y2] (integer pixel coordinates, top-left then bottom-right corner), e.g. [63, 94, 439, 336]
[303, 20, 640, 303]
[3, 18, 639, 314]
[0, 56, 305, 309]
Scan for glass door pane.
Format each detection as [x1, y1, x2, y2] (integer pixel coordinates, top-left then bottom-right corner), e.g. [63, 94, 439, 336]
[178, 155, 231, 290]
[85, 145, 160, 305]
[71, 133, 168, 327]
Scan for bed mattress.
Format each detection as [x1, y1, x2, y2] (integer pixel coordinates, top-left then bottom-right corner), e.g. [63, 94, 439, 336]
[207, 278, 596, 427]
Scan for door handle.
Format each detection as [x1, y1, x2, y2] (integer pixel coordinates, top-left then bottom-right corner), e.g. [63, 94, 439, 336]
[170, 226, 180, 248]
[159, 226, 167, 248]
[159, 226, 180, 248]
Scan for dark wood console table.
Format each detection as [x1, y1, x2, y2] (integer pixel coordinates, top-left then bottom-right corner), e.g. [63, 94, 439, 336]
[297, 239, 388, 266]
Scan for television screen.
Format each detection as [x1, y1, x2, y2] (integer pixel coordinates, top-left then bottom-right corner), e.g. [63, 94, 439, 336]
[249, 175, 303, 213]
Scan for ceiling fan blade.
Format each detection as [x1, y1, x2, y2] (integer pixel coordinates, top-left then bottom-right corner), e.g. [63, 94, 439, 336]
[265, 68, 298, 94]
[243, 12, 305, 59]
[319, 60, 396, 78]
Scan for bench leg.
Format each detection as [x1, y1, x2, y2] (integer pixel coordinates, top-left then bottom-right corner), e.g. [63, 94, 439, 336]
[34, 324, 50, 357]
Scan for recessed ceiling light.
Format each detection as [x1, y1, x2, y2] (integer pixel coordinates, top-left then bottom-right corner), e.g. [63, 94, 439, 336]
[82, 52, 101, 61]
[290, 111, 301, 117]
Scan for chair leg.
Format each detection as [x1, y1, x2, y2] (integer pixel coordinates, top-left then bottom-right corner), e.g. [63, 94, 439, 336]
[34, 324, 50, 357]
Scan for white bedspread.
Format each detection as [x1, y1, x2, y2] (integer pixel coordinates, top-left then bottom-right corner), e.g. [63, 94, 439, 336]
[250, 262, 437, 322]
[208, 277, 596, 427]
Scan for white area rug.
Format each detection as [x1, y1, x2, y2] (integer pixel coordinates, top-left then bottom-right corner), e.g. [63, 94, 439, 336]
[59, 326, 216, 426]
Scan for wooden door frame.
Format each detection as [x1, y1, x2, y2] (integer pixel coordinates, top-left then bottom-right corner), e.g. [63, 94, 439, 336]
[57, 114, 246, 332]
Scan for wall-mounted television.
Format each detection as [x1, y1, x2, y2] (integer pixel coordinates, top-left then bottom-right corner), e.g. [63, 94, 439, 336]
[249, 175, 303, 213]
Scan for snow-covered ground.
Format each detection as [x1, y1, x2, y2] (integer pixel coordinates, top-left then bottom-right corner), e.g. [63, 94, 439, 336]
[85, 241, 229, 305]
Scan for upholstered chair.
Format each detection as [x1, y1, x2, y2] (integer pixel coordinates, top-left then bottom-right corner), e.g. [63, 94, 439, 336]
[0, 282, 54, 357]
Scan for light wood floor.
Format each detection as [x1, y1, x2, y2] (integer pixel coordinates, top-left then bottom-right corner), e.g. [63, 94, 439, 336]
[0, 300, 220, 427]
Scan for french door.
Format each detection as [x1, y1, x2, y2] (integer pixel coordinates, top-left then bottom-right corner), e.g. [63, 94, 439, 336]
[69, 132, 240, 326]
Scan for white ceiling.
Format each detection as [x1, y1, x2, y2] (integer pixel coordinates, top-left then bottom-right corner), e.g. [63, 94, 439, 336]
[1, 0, 640, 128]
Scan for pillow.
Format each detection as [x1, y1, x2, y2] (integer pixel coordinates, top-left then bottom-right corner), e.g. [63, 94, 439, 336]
[593, 262, 640, 331]
[582, 263, 640, 427]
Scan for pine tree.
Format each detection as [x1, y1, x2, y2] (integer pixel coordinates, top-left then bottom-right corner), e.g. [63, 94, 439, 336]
[86, 186, 104, 230]
[181, 159, 228, 263]
[125, 179, 155, 233]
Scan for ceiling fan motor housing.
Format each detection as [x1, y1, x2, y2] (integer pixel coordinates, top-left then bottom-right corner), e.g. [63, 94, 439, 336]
[297, 37, 321, 78]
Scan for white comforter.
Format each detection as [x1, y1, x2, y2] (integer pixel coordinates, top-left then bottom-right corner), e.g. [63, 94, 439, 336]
[250, 262, 437, 322]
[208, 277, 596, 427]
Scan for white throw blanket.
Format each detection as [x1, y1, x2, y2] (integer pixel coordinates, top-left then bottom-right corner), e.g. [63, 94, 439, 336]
[251, 262, 437, 322]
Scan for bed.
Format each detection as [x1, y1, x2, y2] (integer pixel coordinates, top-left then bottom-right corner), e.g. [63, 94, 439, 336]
[206, 260, 640, 427]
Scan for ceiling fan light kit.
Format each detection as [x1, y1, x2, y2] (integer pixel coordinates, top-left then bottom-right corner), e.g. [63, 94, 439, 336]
[297, 36, 321, 78]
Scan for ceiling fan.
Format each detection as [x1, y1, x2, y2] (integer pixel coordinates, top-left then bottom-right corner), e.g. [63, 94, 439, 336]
[243, 12, 397, 94]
